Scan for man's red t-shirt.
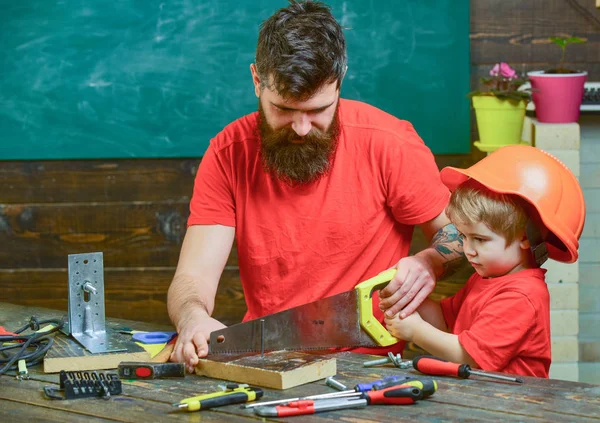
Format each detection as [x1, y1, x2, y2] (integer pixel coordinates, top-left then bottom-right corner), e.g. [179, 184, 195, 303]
[440, 268, 551, 377]
[189, 99, 450, 354]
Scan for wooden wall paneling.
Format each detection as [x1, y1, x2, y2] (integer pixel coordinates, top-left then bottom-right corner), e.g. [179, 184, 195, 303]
[0, 159, 199, 203]
[0, 267, 246, 326]
[0, 156, 473, 204]
[0, 202, 190, 268]
[471, 0, 600, 71]
[0, 205, 239, 268]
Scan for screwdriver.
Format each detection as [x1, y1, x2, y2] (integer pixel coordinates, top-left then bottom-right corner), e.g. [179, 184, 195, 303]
[243, 375, 415, 409]
[367, 384, 422, 404]
[352, 384, 423, 405]
[254, 398, 368, 417]
[254, 385, 422, 417]
[324, 375, 417, 397]
[173, 384, 263, 411]
[412, 355, 524, 384]
[325, 378, 438, 401]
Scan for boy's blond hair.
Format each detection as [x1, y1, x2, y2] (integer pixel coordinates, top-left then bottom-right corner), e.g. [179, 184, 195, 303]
[446, 180, 529, 245]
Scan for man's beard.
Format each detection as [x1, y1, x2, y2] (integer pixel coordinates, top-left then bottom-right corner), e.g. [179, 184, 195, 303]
[258, 101, 340, 185]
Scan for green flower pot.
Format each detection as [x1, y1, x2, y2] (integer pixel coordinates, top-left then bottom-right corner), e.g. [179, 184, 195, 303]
[472, 96, 527, 152]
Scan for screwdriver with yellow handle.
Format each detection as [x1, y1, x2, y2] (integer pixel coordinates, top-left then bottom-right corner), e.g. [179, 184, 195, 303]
[172, 384, 264, 411]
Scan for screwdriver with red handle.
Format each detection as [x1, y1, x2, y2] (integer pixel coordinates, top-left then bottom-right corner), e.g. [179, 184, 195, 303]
[360, 384, 423, 404]
[253, 385, 422, 417]
[243, 374, 415, 409]
[412, 355, 524, 384]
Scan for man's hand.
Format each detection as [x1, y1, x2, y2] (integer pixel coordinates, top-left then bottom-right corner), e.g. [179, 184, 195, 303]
[384, 310, 424, 342]
[378, 255, 436, 319]
[170, 309, 226, 373]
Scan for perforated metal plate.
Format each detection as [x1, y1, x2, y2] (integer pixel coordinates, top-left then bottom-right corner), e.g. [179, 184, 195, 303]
[66, 252, 127, 353]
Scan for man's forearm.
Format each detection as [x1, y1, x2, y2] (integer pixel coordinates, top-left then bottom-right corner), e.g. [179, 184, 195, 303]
[167, 273, 215, 329]
[417, 223, 465, 279]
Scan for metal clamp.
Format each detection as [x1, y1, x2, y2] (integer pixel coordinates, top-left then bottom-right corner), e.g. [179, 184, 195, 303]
[63, 252, 128, 354]
[363, 352, 412, 369]
[388, 353, 412, 369]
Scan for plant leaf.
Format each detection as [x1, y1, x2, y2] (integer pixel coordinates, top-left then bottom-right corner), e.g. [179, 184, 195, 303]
[566, 36, 585, 44]
[549, 37, 566, 48]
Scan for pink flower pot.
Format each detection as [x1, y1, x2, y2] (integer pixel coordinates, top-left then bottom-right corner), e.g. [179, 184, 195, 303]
[527, 71, 587, 123]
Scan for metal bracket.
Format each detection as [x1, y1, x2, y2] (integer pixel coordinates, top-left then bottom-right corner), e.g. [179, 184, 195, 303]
[64, 252, 127, 354]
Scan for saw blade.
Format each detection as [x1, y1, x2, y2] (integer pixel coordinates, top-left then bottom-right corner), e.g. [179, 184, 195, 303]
[208, 290, 378, 355]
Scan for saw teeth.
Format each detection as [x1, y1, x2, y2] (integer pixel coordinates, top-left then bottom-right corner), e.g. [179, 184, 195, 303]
[210, 344, 378, 355]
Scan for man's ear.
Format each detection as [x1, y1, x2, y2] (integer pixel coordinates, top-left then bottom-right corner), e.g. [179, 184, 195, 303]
[250, 64, 261, 98]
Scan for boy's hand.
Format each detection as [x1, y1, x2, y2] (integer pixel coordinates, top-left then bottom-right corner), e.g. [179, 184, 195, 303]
[384, 310, 424, 342]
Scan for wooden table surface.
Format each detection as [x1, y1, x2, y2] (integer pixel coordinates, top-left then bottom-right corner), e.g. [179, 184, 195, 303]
[1, 302, 599, 422]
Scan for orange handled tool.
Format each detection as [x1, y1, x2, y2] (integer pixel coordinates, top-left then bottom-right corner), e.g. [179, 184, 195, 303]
[361, 384, 422, 405]
[253, 384, 421, 417]
[412, 355, 523, 384]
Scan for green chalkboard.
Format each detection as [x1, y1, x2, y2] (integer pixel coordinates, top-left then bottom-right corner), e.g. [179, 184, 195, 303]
[0, 1, 470, 160]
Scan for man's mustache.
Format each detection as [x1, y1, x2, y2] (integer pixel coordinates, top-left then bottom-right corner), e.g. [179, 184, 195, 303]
[264, 127, 327, 146]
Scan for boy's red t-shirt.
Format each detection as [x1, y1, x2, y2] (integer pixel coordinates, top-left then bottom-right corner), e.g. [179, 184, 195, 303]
[440, 268, 551, 377]
[189, 99, 450, 354]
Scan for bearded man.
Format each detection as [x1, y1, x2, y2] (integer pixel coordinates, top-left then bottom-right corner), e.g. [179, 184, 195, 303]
[168, 0, 464, 372]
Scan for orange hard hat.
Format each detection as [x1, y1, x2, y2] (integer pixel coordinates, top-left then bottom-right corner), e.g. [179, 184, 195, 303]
[440, 145, 585, 263]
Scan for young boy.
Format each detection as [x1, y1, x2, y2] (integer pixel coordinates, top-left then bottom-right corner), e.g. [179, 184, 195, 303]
[384, 145, 585, 378]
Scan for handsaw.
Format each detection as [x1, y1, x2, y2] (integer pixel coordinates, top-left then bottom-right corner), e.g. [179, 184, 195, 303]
[208, 268, 399, 355]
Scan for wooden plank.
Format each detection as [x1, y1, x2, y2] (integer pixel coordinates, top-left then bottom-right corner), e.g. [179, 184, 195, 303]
[196, 351, 337, 390]
[0, 159, 199, 204]
[0, 202, 239, 268]
[0, 399, 117, 423]
[471, 0, 600, 65]
[0, 202, 188, 268]
[0, 156, 473, 203]
[44, 331, 151, 373]
[0, 267, 246, 326]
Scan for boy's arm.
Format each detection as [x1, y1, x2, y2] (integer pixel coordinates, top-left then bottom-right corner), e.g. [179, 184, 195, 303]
[385, 300, 476, 367]
[415, 298, 448, 332]
[412, 323, 477, 367]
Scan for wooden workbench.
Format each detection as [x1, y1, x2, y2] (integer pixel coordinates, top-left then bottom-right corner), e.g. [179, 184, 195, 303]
[1, 302, 599, 422]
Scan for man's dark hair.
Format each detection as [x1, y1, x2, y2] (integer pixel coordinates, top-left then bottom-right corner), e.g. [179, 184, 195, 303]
[256, 0, 347, 100]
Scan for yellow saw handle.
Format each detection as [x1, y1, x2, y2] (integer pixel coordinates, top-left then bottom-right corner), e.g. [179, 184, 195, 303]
[356, 268, 398, 346]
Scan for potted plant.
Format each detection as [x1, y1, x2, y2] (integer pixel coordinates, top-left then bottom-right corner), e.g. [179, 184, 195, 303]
[528, 36, 587, 123]
[468, 63, 530, 153]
